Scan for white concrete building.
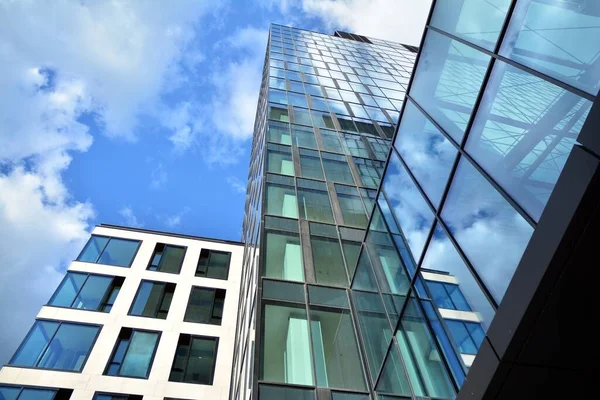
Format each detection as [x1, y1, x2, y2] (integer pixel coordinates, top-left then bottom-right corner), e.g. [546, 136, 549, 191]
[0, 224, 244, 400]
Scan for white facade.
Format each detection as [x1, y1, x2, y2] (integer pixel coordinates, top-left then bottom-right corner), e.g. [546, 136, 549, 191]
[0, 225, 244, 400]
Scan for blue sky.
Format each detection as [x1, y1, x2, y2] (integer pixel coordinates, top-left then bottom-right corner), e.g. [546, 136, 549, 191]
[0, 0, 431, 364]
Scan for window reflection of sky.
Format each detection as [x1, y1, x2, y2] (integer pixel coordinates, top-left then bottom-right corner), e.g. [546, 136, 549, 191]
[441, 157, 533, 302]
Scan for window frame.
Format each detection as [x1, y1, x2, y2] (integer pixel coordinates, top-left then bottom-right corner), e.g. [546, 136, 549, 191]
[146, 243, 187, 274]
[8, 319, 102, 373]
[76, 235, 141, 268]
[47, 271, 124, 313]
[92, 393, 142, 400]
[104, 327, 161, 379]
[0, 385, 73, 400]
[195, 249, 232, 280]
[128, 280, 176, 319]
[184, 286, 227, 325]
[168, 334, 220, 385]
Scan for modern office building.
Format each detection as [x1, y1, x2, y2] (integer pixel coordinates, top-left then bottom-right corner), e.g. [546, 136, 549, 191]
[234, 0, 600, 398]
[231, 23, 419, 400]
[0, 224, 244, 400]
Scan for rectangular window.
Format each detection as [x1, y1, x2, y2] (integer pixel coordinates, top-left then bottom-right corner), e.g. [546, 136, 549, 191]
[184, 287, 226, 325]
[49, 272, 123, 312]
[264, 226, 304, 282]
[267, 121, 291, 145]
[322, 153, 355, 184]
[319, 129, 344, 153]
[0, 386, 73, 400]
[291, 124, 317, 148]
[147, 243, 186, 274]
[77, 236, 140, 268]
[354, 157, 384, 188]
[298, 148, 324, 180]
[10, 320, 100, 372]
[195, 249, 232, 280]
[310, 223, 348, 287]
[129, 281, 175, 319]
[105, 328, 160, 378]
[265, 182, 298, 219]
[426, 281, 471, 311]
[266, 144, 294, 176]
[445, 320, 485, 355]
[341, 134, 369, 158]
[297, 181, 334, 223]
[169, 335, 218, 385]
[335, 185, 368, 228]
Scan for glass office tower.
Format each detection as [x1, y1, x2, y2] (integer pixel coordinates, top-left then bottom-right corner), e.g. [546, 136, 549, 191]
[231, 24, 418, 400]
[236, 0, 600, 397]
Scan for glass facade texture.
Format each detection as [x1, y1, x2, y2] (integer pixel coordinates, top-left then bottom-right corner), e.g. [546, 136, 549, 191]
[235, 5, 600, 399]
[233, 23, 418, 400]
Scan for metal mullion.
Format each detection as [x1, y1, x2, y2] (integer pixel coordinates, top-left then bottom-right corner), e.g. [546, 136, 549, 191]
[411, 293, 462, 393]
[180, 335, 194, 383]
[424, 25, 595, 102]
[33, 320, 63, 367]
[303, 283, 319, 389]
[406, 91, 537, 228]
[346, 288, 377, 395]
[68, 273, 91, 308]
[95, 237, 112, 263]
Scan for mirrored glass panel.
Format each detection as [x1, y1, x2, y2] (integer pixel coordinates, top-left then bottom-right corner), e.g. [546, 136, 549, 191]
[441, 157, 534, 302]
[394, 100, 457, 207]
[410, 30, 491, 143]
[465, 61, 592, 221]
[500, 0, 600, 96]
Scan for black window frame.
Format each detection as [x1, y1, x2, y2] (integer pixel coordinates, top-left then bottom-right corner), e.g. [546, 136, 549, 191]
[0, 385, 73, 400]
[184, 286, 226, 325]
[76, 235, 141, 268]
[104, 327, 161, 379]
[128, 280, 176, 319]
[92, 393, 142, 400]
[147, 243, 187, 274]
[47, 271, 124, 313]
[8, 319, 102, 373]
[195, 249, 232, 280]
[168, 334, 219, 385]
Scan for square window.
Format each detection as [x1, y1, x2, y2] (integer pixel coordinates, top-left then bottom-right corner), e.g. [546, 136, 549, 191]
[184, 287, 226, 325]
[105, 328, 160, 378]
[195, 249, 231, 280]
[147, 243, 186, 274]
[169, 335, 218, 385]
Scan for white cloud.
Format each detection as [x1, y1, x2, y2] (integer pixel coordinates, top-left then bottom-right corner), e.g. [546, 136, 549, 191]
[150, 163, 168, 190]
[301, 0, 432, 45]
[227, 176, 247, 194]
[119, 206, 143, 228]
[164, 207, 191, 229]
[210, 27, 269, 140]
[0, 0, 218, 363]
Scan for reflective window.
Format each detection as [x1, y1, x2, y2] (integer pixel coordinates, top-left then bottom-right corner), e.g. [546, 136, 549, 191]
[129, 281, 175, 319]
[351, 290, 393, 382]
[298, 186, 334, 223]
[320, 129, 344, 153]
[410, 30, 491, 143]
[394, 101, 457, 207]
[266, 144, 294, 176]
[375, 341, 411, 397]
[431, 0, 511, 50]
[395, 299, 455, 398]
[336, 185, 368, 228]
[382, 151, 434, 261]
[269, 89, 287, 105]
[342, 240, 361, 279]
[269, 104, 289, 122]
[184, 287, 226, 325]
[261, 304, 314, 385]
[441, 157, 534, 302]
[310, 225, 348, 286]
[77, 236, 140, 268]
[259, 385, 314, 400]
[147, 243, 186, 274]
[445, 320, 485, 355]
[354, 157, 384, 188]
[500, 0, 600, 96]
[195, 249, 231, 280]
[268, 121, 291, 145]
[427, 281, 470, 311]
[0, 386, 70, 400]
[299, 148, 324, 180]
[169, 335, 218, 385]
[309, 307, 366, 390]
[341, 134, 370, 158]
[322, 152, 355, 184]
[465, 61, 592, 221]
[291, 124, 317, 148]
[49, 272, 122, 312]
[10, 320, 99, 372]
[293, 107, 313, 126]
[264, 229, 304, 282]
[105, 328, 159, 378]
[289, 92, 309, 108]
[94, 394, 141, 400]
[265, 182, 298, 219]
